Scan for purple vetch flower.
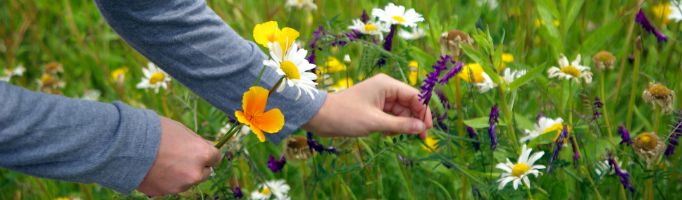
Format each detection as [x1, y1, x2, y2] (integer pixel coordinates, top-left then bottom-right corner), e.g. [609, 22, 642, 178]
[618, 125, 633, 145]
[435, 88, 451, 110]
[418, 55, 454, 105]
[488, 104, 499, 150]
[232, 186, 244, 199]
[665, 112, 682, 156]
[569, 136, 580, 163]
[547, 124, 568, 173]
[635, 9, 668, 42]
[593, 97, 603, 120]
[361, 10, 370, 23]
[383, 24, 398, 51]
[307, 25, 325, 64]
[438, 61, 464, 84]
[345, 29, 362, 41]
[467, 126, 480, 151]
[608, 152, 635, 193]
[267, 154, 286, 173]
[307, 132, 337, 154]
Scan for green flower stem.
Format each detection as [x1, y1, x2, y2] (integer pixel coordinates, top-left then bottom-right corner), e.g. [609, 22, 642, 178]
[214, 124, 241, 149]
[499, 87, 520, 151]
[599, 72, 614, 140]
[654, 107, 661, 134]
[625, 47, 641, 130]
[526, 185, 534, 200]
[268, 76, 286, 97]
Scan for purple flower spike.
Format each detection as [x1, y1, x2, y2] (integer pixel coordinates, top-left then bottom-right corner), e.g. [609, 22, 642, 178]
[439, 61, 464, 84]
[665, 112, 682, 156]
[232, 186, 244, 199]
[467, 126, 480, 151]
[307, 132, 338, 154]
[635, 9, 668, 42]
[618, 125, 633, 145]
[383, 24, 398, 51]
[418, 55, 454, 105]
[361, 10, 370, 23]
[307, 26, 325, 64]
[608, 152, 634, 193]
[488, 104, 499, 150]
[569, 136, 580, 163]
[593, 97, 603, 120]
[548, 124, 568, 173]
[267, 154, 286, 173]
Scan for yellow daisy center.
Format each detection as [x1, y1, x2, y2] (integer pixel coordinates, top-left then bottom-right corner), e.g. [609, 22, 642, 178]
[260, 186, 271, 195]
[511, 163, 530, 177]
[392, 15, 406, 23]
[111, 68, 127, 81]
[149, 72, 166, 84]
[635, 133, 659, 151]
[542, 123, 563, 135]
[560, 66, 581, 77]
[364, 23, 377, 32]
[280, 60, 301, 80]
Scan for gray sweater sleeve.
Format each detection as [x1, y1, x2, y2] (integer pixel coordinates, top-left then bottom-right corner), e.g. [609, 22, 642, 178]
[0, 82, 161, 194]
[93, 0, 327, 143]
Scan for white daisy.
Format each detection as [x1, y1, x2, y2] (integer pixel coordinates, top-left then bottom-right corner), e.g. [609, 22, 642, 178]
[496, 145, 545, 190]
[343, 54, 352, 64]
[1, 65, 25, 82]
[348, 19, 389, 39]
[670, 3, 682, 22]
[476, 0, 499, 9]
[398, 26, 426, 40]
[285, 0, 317, 11]
[502, 68, 527, 85]
[476, 73, 496, 93]
[81, 90, 101, 101]
[136, 62, 171, 93]
[264, 42, 318, 100]
[520, 116, 564, 143]
[372, 3, 424, 27]
[594, 159, 623, 176]
[250, 179, 291, 200]
[547, 54, 593, 83]
[459, 63, 497, 93]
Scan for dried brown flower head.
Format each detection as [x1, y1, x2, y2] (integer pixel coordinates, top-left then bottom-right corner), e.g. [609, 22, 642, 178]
[439, 30, 473, 57]
[642, 82, 675, 113]
[285, 136, 312, 160]
[633, 132, 665, 168]
[592, 51, 616, 70]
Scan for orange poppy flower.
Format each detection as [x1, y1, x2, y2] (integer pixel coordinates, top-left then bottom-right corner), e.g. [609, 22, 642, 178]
[235, 86, 285, 142]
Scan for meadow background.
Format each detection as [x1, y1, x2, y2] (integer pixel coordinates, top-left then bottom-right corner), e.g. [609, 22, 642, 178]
[1, 0, 681, 199]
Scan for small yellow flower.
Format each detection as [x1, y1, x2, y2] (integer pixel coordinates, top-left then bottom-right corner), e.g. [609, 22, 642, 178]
[498, 53, 514, 71]
[633, 132, 665, 167]
[235, 86, 285, 142]
[253, 21, 300, 53]
[408, 60, 419, 85]
[422, 136, 438, 153]
[458, 63, 496, 93]
[651, 3, 672, 25]
[323, 57, 347, 73]
[534, 19, 560, 28]
[111, 67, 128, 82]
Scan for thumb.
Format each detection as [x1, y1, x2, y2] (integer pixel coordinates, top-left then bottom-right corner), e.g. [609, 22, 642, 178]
[373, 112, 427, 134]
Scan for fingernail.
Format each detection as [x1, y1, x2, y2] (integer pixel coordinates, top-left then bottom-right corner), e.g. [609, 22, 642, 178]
[412, 121, 425, 132]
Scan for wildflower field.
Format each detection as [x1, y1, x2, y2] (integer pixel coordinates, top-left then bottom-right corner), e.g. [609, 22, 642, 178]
[2, 0, 682, 199]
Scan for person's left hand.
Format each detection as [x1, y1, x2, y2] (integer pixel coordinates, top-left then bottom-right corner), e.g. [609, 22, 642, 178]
[303, 74, 433, 138]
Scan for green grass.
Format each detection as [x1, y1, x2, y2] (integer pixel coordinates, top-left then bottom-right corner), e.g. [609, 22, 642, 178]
[1, 0, 682, 199]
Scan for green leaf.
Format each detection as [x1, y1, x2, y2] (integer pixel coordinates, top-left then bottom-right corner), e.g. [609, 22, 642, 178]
[579, 21, 624, 55]
[509, 64, 545, 91]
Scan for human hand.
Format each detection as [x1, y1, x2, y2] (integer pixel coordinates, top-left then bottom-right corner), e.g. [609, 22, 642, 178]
[137, 117, 222, 196]
[303, 74, 433, 138]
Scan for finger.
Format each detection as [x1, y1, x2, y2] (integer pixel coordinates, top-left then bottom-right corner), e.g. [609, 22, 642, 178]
[419, 106, 433, 140]
[372, 112, 426, 134]
[204, 146, 222, 167]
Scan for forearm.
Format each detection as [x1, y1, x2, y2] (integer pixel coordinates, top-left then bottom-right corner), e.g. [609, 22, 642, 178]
[0, 82, 160, 194]
[94, 0, 326, 143]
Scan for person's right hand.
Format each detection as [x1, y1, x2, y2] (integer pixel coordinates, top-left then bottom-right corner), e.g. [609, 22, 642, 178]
[137, 117, 221, 196]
